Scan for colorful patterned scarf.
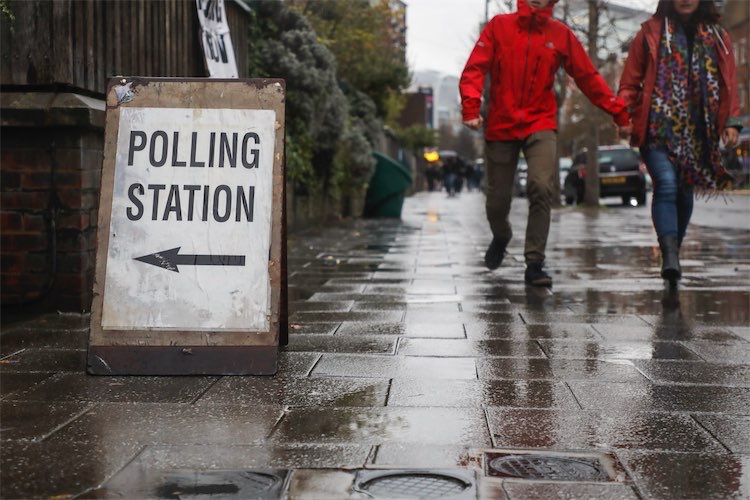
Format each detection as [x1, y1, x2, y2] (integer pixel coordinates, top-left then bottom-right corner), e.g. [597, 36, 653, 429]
[648, 18, 730, 190]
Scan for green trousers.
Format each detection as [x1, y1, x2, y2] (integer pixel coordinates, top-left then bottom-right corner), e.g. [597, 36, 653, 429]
[485, 130, 557, 264]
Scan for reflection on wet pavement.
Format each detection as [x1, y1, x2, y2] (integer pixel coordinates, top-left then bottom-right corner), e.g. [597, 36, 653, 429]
[1, 191, 748, 498]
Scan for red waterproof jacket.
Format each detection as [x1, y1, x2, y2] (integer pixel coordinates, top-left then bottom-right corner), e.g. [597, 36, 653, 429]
[618, 16, 742, 147]
[460, 0, 629, 141]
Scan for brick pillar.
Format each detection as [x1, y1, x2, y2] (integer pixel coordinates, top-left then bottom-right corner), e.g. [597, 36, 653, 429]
[1, 92, 104, 312]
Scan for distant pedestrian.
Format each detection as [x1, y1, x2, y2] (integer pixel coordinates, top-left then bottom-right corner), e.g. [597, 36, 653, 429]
[425, 163, 440, 191]
[469, 159, 485, 191]
[618, 0, 742, 287]
[460, 0, 631, 287]
[442, 156, 462, 197]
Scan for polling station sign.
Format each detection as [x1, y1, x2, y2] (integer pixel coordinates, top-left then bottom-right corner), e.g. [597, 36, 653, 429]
[88, 78, 285, 375]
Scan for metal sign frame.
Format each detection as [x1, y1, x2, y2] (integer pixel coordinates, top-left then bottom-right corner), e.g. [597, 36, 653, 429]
[88, 77, 285, 375]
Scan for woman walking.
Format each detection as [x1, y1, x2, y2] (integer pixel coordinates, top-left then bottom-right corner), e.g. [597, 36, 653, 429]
[618, 0, 742, 287]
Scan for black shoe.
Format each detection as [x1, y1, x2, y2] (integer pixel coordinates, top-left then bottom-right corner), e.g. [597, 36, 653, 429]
[525, 262, 552, 287]
[658, 234, 681, 287]
[484, 238, 508, 270]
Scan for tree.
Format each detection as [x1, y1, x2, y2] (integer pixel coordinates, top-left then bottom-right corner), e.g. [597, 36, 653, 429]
[584, 0, 601, 206]
[397, 125, 438, 156]
[287, 0, 410, 118]
[438, 123, 478, 160]
[247, 1, 345, 193]
[247, 1, 421, 206]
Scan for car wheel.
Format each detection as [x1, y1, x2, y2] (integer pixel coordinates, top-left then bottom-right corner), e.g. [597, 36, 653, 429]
[622, 195, 630, 206]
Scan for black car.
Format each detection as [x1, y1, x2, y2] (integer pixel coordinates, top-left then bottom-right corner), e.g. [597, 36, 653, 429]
[563, 145, 647, 206]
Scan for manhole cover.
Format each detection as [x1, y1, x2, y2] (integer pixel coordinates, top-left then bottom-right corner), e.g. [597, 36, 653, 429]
[354, 470, 475, 499]
[487, 454, 609, 481]
[154, 470, 285, 499]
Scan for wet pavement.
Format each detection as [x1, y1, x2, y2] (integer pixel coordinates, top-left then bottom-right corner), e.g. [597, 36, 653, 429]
[2, 190, 750, 499]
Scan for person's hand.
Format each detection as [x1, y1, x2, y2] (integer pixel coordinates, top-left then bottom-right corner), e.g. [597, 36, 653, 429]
[722, 127, 739, 148]
[463, 117, 484, 130]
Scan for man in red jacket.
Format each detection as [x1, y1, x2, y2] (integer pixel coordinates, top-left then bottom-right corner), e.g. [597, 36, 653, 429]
[460, 0, 631, 286]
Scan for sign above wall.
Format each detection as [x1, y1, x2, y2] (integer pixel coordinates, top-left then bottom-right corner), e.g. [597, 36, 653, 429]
[88, 78, 285, 375]
[196, 0, 239, 78]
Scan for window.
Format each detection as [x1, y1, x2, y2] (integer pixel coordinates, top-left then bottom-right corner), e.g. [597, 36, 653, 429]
[597, 148, 639, 167]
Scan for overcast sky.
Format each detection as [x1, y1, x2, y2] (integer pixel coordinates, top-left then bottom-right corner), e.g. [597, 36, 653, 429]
[405, 0, 659, 78]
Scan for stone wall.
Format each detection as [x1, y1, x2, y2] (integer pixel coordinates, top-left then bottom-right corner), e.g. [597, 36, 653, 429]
[1, 92, 104, 312]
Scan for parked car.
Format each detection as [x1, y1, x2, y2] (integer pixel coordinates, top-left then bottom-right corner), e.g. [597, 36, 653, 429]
[559, 157, 572, 191]
[563, 145, 647, 206]
[513, 158, 528, 197]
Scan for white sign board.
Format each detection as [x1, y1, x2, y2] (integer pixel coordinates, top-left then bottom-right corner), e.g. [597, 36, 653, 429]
[101, 107, 276, 331]
[196, 0, 239, 78]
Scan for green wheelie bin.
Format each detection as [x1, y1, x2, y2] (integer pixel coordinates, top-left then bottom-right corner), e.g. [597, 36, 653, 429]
[363, 151, 413, 218]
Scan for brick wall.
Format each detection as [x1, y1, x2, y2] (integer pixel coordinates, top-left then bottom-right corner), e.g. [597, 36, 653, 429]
[1, 92, 104, 312]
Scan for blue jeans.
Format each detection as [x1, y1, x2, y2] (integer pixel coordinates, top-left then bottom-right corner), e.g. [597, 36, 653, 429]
[642, 147, 693, 243]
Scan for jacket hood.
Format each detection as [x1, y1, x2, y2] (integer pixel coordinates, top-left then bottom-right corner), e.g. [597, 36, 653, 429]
[517, 0, 557, 28]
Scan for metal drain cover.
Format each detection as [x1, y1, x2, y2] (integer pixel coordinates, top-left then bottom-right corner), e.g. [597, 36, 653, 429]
[486, 453, 610, 481]
[354, 470, 476, 499]
[154, 470, 286, 499]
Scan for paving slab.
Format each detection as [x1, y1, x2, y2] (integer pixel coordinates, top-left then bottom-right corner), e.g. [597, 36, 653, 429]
[46, 403, 284, 446]
[285, 334, 398, 354]
[372, 443, 474, 468]
[693, 415, 750, 453]
[310, 353, 477, 379]
[388, 379, 578, 409]
[477, 358, 648, 382]
[465, 322, 601, 341]
[487, 408, 725, 452]
[620, 451, 750, 500]
[124, 443, 373, 469]
[0, 348, 86, 372]
[1, 400, 92, 441]
[594, 323, 744, 342]
[0, 372, 55, 399]
[290, 300, 354, 312]
[277, 352, 321, 376]
[538, 339, 704, 361]
[633, 359, 750, 387]
[681, 340, 750, 364]
[1, 191, 749, 498]
[196, 376, 390, 407]
[5, 372, 218, 403]
[0, 327, 88, 356]
[569, 381, 750, 414]
[287, 322, 340, 335]
[336, 321, 466, 338]
[0, 439, 142, 499]
[502, 482, 640, 500]
[272, 407, 492, 446]
[729, 326, 750, 342]
[396, 338, 546, 358]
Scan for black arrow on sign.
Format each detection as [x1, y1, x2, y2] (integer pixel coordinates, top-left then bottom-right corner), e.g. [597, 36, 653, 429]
[134, 247, 245, 273]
